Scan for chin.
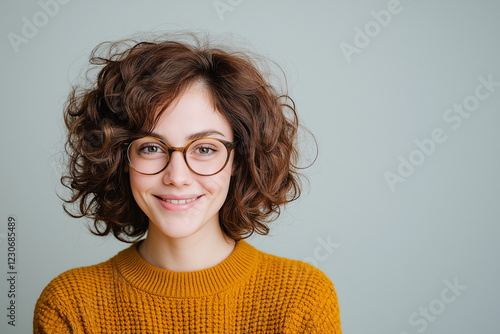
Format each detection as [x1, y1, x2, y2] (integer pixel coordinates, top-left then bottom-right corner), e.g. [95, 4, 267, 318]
[150, 213, 216, 241]
[152, 220, 196, 239]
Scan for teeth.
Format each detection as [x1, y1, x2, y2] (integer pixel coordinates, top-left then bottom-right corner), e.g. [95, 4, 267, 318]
[161, 197, 197, 204]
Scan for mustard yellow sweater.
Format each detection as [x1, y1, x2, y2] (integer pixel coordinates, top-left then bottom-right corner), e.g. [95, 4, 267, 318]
[34, 240, 341, 333]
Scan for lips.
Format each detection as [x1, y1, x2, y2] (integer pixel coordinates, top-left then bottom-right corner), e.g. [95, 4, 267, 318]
[154, 195, 203, 211]
[156, 196, 199, 204]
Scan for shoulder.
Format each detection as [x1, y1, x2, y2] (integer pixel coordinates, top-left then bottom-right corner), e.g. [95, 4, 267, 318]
[250, 245, 339, 308]
[37, 257, 114, 304]
[255, 247, 336, 290]
[249, 245, 341, 332]
[33, 255, 117, 332]
[35, 242, 134, 312]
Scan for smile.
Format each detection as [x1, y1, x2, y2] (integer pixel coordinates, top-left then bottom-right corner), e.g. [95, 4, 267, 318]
[154, 195, 202, 212]
[158, 197, 199, 204]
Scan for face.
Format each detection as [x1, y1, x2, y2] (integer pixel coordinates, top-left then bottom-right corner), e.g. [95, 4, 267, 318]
[128, 83, 234, 241]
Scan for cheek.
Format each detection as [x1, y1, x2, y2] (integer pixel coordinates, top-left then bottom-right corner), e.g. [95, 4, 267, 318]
[128, 171, 153, 197]
[129, 172, 140, 194]
[202, 171, 232, 200]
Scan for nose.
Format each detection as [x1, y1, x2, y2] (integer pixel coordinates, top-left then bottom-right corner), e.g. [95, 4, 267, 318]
[162, 151, 193, 186]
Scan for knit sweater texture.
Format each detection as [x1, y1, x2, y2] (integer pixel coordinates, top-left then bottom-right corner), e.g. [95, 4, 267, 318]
[33, 240, 341, 333]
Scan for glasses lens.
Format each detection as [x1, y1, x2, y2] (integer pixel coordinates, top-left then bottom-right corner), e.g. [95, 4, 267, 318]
[128, 137, 169, 175]
[186, 138, 229, 175]
[127, 137, 230, 175]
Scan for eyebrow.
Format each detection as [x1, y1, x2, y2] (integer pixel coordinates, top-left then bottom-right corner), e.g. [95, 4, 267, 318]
[149, 130, 227, 143]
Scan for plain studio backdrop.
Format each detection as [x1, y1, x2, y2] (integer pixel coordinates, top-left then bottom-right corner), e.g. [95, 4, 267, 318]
[1, 0, 499, 333]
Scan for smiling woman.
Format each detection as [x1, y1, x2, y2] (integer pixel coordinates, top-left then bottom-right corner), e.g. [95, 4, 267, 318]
[33, 33, 341, 333]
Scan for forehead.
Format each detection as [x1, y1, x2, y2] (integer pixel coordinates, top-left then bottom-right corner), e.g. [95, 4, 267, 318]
[152, 84, 233, 143]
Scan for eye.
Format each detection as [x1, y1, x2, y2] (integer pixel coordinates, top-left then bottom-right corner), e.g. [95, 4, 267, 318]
[189, 142, 219, 160]
[138, 143, 164, 155]
[196, 146, 216, 155]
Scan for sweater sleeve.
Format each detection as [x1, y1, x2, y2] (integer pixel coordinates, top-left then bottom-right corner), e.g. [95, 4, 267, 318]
[33, 285, 74, 334]
[33, 271, 85, 334]
[306, 272, 342, 333]
[284, 264, 342, 334]
[33, 296, 74, 334]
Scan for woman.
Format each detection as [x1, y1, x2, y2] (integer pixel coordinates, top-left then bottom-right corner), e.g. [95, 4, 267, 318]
[34, 34, 341, 333]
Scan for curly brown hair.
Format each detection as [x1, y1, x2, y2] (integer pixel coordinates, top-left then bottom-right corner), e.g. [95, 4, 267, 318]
[62, 33, 309, 243]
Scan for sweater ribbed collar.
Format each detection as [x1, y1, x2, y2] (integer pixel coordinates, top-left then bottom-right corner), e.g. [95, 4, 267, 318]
[113, 239, 259, 298]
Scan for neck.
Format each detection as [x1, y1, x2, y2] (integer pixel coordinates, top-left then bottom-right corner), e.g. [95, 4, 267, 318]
[138, 223, 236, 272]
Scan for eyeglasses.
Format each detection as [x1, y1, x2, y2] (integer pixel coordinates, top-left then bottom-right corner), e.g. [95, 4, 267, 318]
[125, 136, 235, 176]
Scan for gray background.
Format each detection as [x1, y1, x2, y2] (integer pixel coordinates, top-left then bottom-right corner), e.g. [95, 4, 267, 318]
[1, 0, 499, 333]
